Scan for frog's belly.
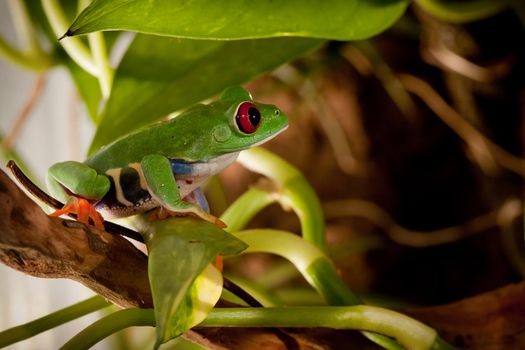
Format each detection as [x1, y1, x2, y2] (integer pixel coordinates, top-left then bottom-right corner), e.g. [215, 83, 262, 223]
[95, 175, 204, 219]
[94, 153, 238, 218]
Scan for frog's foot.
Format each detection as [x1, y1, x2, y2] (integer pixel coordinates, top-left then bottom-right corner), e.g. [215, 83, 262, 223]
[150, 206, 226, 229]
[215, 256, 223, 272]
[50, 197, 105, 230]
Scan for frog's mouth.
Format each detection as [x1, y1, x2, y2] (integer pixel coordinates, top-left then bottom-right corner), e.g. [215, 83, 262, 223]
[250, 124, 288, 148]
[216, 124, 288, 153]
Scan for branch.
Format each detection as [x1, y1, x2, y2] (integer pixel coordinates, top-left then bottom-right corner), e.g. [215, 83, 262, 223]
[0, 169, 152, 308]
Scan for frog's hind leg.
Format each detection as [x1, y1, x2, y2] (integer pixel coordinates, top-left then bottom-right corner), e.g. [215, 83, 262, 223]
[141, 154, 225, 228]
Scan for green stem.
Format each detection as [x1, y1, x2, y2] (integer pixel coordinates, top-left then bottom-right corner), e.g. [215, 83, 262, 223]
[220, 187, 275, 233]
[41, 0, 98, 76]
[235, 229, 401, 349]
[203, 307, 440, 350]
[62, 307, 453, 350]
[60, 308, 155, 350]
[77, 0, 113, 97]
[415, 0, 510, 23]
[237, 148, 327, 252]
[88, 31, 113, 98]
[0, 36, 53, 72]
[235, 229, 360, 305]
[0, 295, 110, 348]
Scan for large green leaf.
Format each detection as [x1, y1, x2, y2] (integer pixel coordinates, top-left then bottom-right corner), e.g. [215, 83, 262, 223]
[66, 0, 409, 41]
[88, 34, 321, 154]
[135, 217, 247, 346]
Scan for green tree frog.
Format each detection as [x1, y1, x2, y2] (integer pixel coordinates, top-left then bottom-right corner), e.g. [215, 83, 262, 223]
[47, 86, 288, 229]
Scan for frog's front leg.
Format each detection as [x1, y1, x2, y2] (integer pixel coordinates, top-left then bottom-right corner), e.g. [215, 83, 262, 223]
[140, 154, 225, 228]
[46, 161, 110, 229]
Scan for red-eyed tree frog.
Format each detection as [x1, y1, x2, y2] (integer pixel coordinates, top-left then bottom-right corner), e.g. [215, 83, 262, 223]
[47, 86, 288, 229]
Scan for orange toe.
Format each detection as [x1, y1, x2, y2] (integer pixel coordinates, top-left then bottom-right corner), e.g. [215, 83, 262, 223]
[50, 197, 105, 230]
[215, 256, 223, 272]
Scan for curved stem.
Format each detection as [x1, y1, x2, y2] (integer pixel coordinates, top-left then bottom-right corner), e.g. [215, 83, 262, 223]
[88, 32, 113, 98]
[0, 295, 110, 348]
[237, 148, 327, 252]
[0, 36, 53, 72]
[41, 0, 98, 76]
[416, 0, 510, 23]
[220, 187, 275, 232]
[61, 306, 453, 350]
[60, 308, 155, 350]
[203, 307, 441, 350]
[235, 229, 360, 305]
[234, 229, 401, 349]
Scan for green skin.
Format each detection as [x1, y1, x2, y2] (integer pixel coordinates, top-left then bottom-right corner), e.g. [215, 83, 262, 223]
[47, 86, 288, 223]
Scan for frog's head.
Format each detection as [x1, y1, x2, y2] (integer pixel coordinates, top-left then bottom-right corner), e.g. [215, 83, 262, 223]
[210, 86, 288, 154]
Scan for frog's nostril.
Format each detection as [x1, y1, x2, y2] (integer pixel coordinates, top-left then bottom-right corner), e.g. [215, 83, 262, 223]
[274, 109, 280, 116]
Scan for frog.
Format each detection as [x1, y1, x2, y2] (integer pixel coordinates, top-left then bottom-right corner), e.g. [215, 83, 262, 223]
[46, 86, 288, 229]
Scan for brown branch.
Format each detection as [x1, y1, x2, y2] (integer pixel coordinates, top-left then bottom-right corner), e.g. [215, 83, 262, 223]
[406, 282, 525, 349]
[0, 169, 152, 308]
[6, 160, 145, 243]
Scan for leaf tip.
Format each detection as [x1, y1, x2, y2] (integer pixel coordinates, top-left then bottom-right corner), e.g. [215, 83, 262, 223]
[58, 29, 74, 41]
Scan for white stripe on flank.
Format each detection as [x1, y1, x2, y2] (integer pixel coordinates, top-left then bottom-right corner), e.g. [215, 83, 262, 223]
[105, 168, 134, 206]
[128, 162, 148, 190]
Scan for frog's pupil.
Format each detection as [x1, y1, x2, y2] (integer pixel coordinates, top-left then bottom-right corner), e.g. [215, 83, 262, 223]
[248, 107, 261, 127]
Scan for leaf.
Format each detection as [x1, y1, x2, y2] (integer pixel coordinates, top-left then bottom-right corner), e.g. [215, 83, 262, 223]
[168, 264, 223, 340]
[88, 34, 321, 154]
[66, 0, 409, 41]
[137, 217, 247, 345]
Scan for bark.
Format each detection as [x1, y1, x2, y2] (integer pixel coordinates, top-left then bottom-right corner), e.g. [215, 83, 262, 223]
[0, 169, 151, 308]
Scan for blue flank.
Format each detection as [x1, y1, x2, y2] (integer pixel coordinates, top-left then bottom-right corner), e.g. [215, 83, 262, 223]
[169, 159, 197, 175]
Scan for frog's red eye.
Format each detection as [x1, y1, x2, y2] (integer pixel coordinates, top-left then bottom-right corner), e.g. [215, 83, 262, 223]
[235, 102, 261, 134]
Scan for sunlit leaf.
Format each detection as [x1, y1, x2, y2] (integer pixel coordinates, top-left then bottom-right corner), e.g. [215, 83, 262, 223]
[88, 34, 321, 154]
[66, 0, 409, 41]
[168, 265, 223, 340]
[135, 217, 247, 346]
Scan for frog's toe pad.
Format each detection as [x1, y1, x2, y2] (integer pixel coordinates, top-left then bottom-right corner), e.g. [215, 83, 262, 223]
[50, 197, 105, 230]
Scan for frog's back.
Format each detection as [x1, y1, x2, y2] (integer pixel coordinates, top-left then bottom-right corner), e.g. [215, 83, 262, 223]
[84, 106, 211, 172]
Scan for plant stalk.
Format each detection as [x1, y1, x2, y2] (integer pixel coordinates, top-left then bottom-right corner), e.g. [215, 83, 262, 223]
[41, 0, 98, 75]
[0, 295, 110, 348]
